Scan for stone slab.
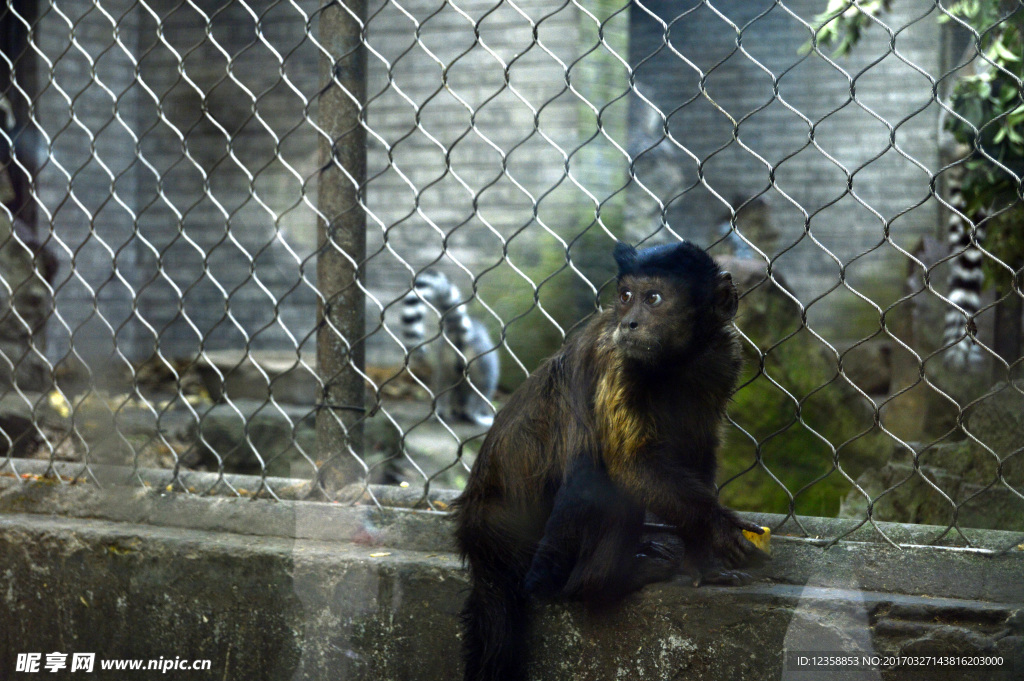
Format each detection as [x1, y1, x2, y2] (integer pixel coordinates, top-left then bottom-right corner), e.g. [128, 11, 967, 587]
[0, 510, 1021, 681]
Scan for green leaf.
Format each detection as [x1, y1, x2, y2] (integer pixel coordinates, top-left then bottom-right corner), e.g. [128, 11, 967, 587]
[994, 39, 1021, 63]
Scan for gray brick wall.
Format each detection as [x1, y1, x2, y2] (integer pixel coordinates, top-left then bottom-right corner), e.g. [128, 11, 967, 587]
[361, 0, 628, 366]
[29, 0, 944, 366]
[627, 0, 941, 339]
[32, 0, 617, 366]
[34, 0, 143, 364]
[35, 0, 323, 362]
[128, 0, 322, 359]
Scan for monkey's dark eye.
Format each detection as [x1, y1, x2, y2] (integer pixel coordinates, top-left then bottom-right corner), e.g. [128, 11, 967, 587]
[645, 292, 663, 307]
[619, 290, 632, 304]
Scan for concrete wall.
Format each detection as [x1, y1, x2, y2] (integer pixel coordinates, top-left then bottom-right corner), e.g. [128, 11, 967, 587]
[0, 481, 1022, 680]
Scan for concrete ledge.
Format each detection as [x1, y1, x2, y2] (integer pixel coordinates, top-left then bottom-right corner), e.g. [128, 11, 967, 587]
[0, 509, 1021, 680]
[1, 477, 1023, 603]
[0, 477, 457, 554]
[1, 476, 1023, 680]
[5, 456, 1021, 551]
[0, 456, 462, 506]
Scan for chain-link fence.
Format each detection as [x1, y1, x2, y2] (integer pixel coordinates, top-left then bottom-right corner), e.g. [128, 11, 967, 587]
[0, 0, 1021, 550]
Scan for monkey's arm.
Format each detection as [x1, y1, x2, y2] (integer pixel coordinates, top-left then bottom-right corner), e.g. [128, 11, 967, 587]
[613, 454, 764, 575]
[521, 457, 601, 598]
[524, 454, 678, 600]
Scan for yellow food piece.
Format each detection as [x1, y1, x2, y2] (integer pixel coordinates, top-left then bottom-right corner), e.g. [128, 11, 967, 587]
[743, 526, 771, 555]
[47, 391, 71, 418]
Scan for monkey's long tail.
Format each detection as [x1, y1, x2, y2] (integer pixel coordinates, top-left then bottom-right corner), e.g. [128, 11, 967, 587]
[461, 564, 529, 681]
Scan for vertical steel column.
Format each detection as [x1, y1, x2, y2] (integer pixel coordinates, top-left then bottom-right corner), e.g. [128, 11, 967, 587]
[316, 0, 367, 495]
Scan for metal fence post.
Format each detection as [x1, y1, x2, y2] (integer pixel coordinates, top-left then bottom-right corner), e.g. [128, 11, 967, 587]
[316, 0, 367, 495]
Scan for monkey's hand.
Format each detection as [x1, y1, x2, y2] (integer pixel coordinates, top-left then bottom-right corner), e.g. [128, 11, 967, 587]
[729, 514, 766, 536]
[523, 543, 571, 599]
[689, 515, 763, 587]
[711, 509, 770, 571]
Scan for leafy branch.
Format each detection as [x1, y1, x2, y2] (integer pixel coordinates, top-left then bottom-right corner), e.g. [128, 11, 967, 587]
[805, 0, 1024, 283]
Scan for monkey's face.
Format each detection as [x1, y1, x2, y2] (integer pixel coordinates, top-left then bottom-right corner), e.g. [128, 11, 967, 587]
[613, 275, 696, 361]
[610, 241, 738, 363]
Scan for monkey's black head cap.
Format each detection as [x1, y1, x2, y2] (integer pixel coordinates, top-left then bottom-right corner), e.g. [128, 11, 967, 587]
[613, 241, 720, 284]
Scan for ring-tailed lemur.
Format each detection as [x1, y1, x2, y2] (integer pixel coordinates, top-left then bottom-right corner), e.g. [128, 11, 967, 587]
[401, 270, 499, 426]
[942, 183, 988, 370]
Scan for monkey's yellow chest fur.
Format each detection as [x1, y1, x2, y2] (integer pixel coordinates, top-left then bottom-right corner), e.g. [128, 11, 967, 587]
[594, 352, 655, 477]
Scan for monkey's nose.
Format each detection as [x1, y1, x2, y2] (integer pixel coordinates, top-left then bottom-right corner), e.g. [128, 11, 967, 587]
[624, 320, 638, 330]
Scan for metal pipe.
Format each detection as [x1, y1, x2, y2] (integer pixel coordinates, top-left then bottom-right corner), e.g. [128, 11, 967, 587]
[315, 0, 367, 496]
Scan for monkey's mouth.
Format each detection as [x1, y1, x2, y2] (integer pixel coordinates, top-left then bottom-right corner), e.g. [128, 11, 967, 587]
[617, 336, 659, 359]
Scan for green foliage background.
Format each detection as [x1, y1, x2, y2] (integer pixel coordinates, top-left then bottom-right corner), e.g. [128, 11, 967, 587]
[717, 283, 893, 517]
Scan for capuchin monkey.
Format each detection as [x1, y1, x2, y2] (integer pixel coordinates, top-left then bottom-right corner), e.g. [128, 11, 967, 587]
[453, 240, 765, 681]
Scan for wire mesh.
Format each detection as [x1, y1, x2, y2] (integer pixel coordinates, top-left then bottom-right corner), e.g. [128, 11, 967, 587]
[0, 0, 1020, 552]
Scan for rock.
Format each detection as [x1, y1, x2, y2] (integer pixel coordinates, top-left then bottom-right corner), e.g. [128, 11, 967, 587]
[841, 339, 892, 395]
[196, 349, 318, 405]
[362, 414, 404, 484]
[0, 392, 46, 457]
[191, 399, 317, 478]
[1, 391, 207, 468]
[839, 387, 1024, 531]
[965, 382, 1024, 460]
[838, 447, 965, 527]
[361, 412, 479, 490]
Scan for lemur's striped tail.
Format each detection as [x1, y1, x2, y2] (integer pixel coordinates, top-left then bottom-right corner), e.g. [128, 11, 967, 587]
[942, 186, 988, 370]
[400, 270, 499, 426]
[402, 270, 457, 350]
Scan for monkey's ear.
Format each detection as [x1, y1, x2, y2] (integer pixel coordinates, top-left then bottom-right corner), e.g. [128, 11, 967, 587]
[714, 271, 738, 321]
[613, 242, 638, 275]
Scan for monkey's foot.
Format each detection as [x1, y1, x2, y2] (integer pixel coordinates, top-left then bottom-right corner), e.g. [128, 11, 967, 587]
[523, 546, 571, 599]
[637, 539, 679, 563]
[692, 569, 753, 587]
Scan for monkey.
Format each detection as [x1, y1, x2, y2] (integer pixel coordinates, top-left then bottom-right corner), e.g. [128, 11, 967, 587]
[401, 270, 500, 426]
[452, 240, 765, 681]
